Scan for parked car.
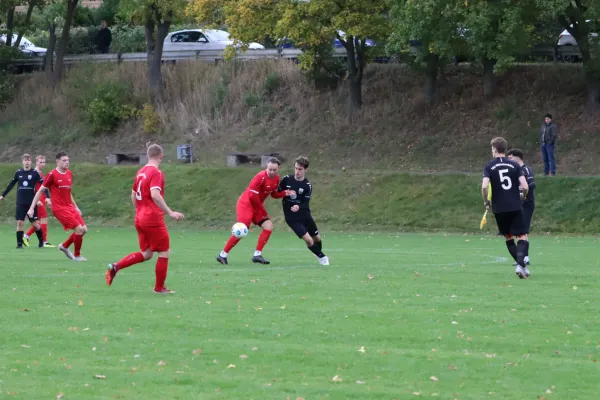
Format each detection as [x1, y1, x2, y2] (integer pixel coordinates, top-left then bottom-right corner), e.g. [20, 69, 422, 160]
[557, 20, 597, 46]
[163, 29, 265, 52]
[0, 34, 47, 57]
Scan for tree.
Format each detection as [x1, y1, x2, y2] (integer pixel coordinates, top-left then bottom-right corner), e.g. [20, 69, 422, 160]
[38, 0, 64, 76]
[538, 0, 600, 106]
[460, 0, 537, 97]
[388, 0, 463, 104]
[186, 0, 392, 114]
[53, 0, 78, 82]
[119, 0, 187, 96]
[1, 0, 19, 47]
[14, 0, 44, 49]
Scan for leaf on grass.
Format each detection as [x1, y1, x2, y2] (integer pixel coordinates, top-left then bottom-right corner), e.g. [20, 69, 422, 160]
[448, 364, 457, 370]
[78, 300, 84, 306]
[94, 375, 106, 379]
[92, 347, 97, 351]
[412, 392, 421, 396]
[358, 346, 366, 353]
[430, 376, 439, 381]
[157, 361, 167, 366]
[193, 349, 202, 355]
[252, 347, 258, 351]
[57, 393, 64, 399]
[68, 327, 78, 331]
[23, 309, 29, 312]
[280, 305, 286, 309]
[452, 321, 458, 325]
[255, 307, 262, 311]
[205, 301, 212, 305]
[332, 375, 343, 382]
[367, 274, 374, 280]
[414, 271, 422, 276]
[485, 353, 496, 358]
[567, 331, 572, 335]
[83, 328, 90, 331]
[296, 397, 305, 400]
[250, 279, 258, 283]
[356, 380, 366, 384]
[546, 389, 552, 394]
[21, 344, 30, 348]
[573, 286, 578, 290]
[227, 364, 235, 369]
[239, 355, 248, 359]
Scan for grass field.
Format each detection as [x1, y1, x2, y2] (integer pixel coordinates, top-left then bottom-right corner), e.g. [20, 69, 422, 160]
[1, 226, 599, 399]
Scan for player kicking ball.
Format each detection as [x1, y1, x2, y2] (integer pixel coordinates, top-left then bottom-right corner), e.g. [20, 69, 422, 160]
[0, 154, 46, 249]
[105, 144, 184, 294]
[28, 152, 88, 261]
[481, 137, 530, 279]
[278, 156, 329, 265]
[23, 155, 55, 248]
[217, 157, 295, 265]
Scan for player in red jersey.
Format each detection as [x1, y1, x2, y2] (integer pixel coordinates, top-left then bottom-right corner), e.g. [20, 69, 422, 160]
[105, 144, 184, 294]
[28, 152, 88, 261]
[217, 157, 295, 265]
[23, 155, 55, 248]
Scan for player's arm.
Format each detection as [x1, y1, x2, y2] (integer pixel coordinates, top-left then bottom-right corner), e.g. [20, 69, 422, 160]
[27, 184, 48, 216]
[70, 193, 82, 214]
[0, 172, 19, 201]
[525, 168, 536, 190]
[270, 177, 295, 199]
[481, 177, 491, 208]
[130, 190, 136, 208]
[519, 176, 529, 199]
[150, 188, 184, 220]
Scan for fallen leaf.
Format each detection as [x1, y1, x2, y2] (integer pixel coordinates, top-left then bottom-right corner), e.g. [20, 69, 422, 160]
[452, 321, 458, 325]
[356, 380, 366, 385]
[250, 279, 257, 283]
[227, 364, 235, 369]
[358, 346, 366, 353]
[448, 364, 457, 370]
[412, 392, 421, 396]
[205, 301, 212, 305]
[296, 397, 305, 400]
[78, 300, 84, 306]
[57, 393, 64, 399]
[239, 355, 249, 359]
[21, 344, 30, 348]
[430, 376, 439, 381]
[332, 375, 343, 382]
[567, 331, 572, 334]
[68, 327, 77, 331]
[414, 271, 422, 276]
[94, 375, 106, 379]
[92, 347, 97, 351]
[485, 353, 496, 358]
[157, 361, 167, 366]
[367, 274, 374, 280]
[264, 383, 272, 387]
[252, 347, 258, 351]
[280, 305, 286, 309]
[573, 286, 578, 290]
[255, 307, 262, 311]
[193, 349, 202, 355]
[546, 389, 552, 394]
[23, 309, 29, 312]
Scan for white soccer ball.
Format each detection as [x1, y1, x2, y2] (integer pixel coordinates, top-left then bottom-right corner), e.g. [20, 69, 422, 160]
[231, 222, 249, 239]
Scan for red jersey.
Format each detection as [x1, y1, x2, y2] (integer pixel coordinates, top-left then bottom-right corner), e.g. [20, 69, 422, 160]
[133, 165, 165, 227]
[43, 169, 74, 211]
[35, 168, 46, 203]
[239, 170, 286, 210]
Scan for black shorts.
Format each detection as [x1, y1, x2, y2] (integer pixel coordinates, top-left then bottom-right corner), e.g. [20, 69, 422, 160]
[16, 204, 37, 222]
[522, 202, 535, 233]
[494, 210, 526, 237]
[285, 215, 319, 239]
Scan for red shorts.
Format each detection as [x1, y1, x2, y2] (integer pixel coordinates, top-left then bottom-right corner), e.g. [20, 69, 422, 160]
[135, 223, 170, 252]
[236, 201, 269, 227]
[37, 204, 48, 219]
[54, 207, 85, 231]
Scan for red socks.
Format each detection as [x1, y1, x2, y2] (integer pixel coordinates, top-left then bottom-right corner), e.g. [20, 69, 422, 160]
[256, 230, 272, 252]
[73, 234, 83, 257]
[115, 252, 145, 271]
[26, 226, 35, 237]
[155, 257, 169, 291]
[41, 224, 47, 242]
[62, 233, 76, 249]
[224, 236, 241, 253]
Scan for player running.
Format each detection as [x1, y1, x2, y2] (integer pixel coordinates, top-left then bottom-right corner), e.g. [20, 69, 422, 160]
[217, 157, 295, 265]
[105, 144, 184, 294]
[27, 152, 88, 261]
[278, 156, 329, 265]
[507, 148, 536, 267]
[481, 137, 530, 279]
[23, 155, 54, 248]
[0, 154, 46, 249]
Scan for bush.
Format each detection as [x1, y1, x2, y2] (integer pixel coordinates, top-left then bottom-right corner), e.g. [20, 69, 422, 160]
[141, 102, 160, 134]
[0, 73, 15, 109]
[81, 81, 136, 133]
[263, 72, 281, 96]
[111, 25, 146, 53]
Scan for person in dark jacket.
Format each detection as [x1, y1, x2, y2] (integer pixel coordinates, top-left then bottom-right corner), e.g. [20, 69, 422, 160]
[96, 20, 112, 54]
[540, 113, 558, 176]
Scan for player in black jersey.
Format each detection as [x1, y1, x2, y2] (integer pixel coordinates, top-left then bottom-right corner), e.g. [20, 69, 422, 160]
[507, 148, 536, 268]
[0, 154, 46, 249]
[481, 138, 530, 279]
[278, 156, 329, 265]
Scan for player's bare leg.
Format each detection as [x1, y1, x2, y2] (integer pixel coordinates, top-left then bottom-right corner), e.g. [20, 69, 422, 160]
[251, 220, 273, 264]
[106, 248, 152, 286]
[72, 224, 88, 261]
[154, 250, 175, 294]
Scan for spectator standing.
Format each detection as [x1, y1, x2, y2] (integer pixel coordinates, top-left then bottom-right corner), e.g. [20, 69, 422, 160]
[96, 20, 112, 54]
[540, 113, 558, 176]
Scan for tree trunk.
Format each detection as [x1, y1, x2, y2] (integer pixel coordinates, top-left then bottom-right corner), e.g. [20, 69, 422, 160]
[424, 53, 439, 104]
[14, 1, 37, 49]
[53, 0, 79, 83]
[6, 6, 15, 47]
[483, 57, 497, 98]
[45, 24, 57, 75]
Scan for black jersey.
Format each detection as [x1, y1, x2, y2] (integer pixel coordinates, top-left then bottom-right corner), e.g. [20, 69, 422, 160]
[1, 168, 44, 205]
[521, 164, 535, 204]
[278, 174, 312, 219]
[483, 157, 524, 213]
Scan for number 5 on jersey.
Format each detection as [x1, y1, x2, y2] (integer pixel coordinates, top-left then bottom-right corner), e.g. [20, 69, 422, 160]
[499, 169, 512, 190]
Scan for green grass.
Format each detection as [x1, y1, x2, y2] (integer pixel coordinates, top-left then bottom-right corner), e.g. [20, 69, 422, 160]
[1, 227, 600, 399]
[0, 164, 599, 234]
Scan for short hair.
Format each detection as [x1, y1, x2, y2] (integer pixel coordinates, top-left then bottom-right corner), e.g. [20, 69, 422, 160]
[267, 157, 281, 166]
[490, 137, 507, 154]
[545, 113, 552, 119]
[56, 151, 68, 160]
[295, 156, 309, 169]
[147, 144, 163, 159]
[22, 153, 31, 161]
[35, 155, 46, 162]
[507, 148, 524, 160]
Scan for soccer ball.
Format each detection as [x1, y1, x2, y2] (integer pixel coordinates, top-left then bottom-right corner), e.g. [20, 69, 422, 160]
[231, 222, 249, 239]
